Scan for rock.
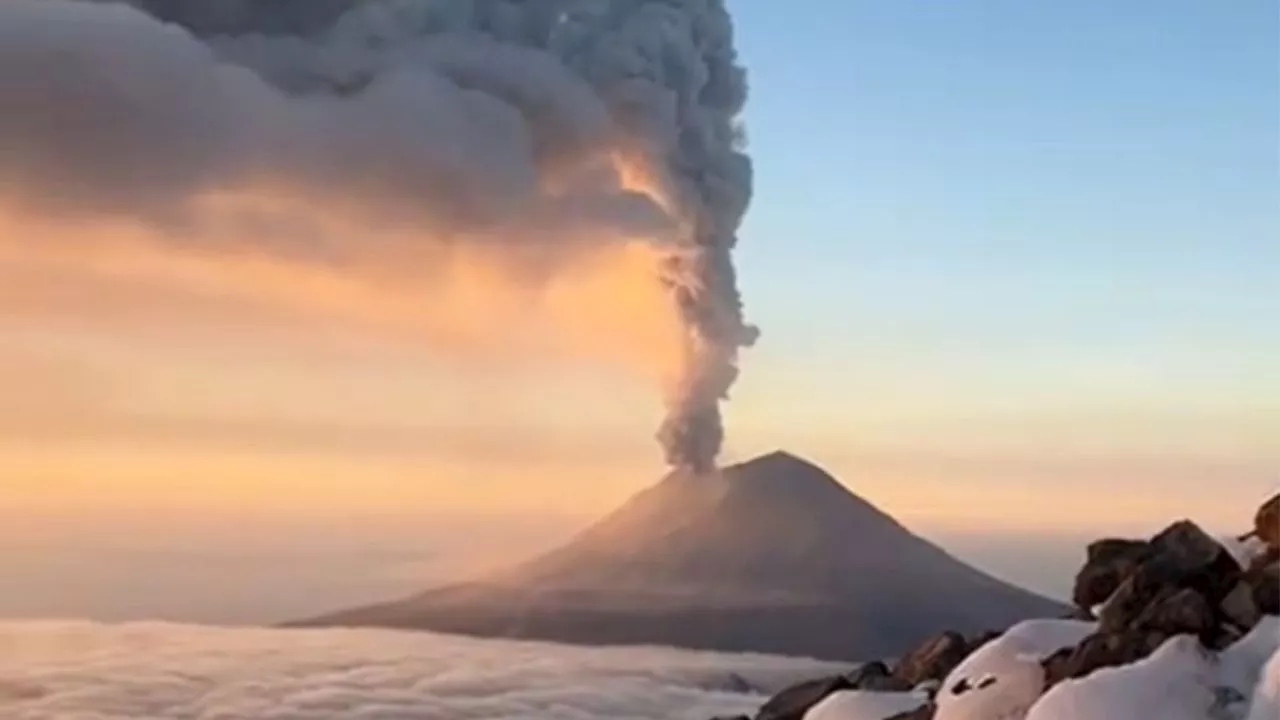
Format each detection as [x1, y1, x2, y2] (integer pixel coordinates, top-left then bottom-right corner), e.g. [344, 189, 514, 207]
[1222, 581, 1262, 630]
[1098, 522, 1243, 634]
[755, 675, 852, 720]
[1248, 560, 1280, 616]
[887, 704, 936, 720]
[1130, 587, 1215, 639]
[711, 716, 749, 720]
[967, 630, 1003, 650]
[1043, 630, 1160, 686]
[1072, 538, 1149, 610]
[1145, 521, 1242, 603]
[847, 661, 914, 692]
[1256, 494, 1280, 550]
[1097, 570, 1162, 633]
[893, 632, 970, 685]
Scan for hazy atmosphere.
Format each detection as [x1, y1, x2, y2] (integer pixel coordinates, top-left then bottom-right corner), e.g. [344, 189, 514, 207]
[2, 0, 1276, 629]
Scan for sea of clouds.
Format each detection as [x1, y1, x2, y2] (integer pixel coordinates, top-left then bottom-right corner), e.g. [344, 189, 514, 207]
[0, 620, 839, 719]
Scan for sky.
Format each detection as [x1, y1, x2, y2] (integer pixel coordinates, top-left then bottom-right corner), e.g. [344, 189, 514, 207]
[0, 0, 1276, 623]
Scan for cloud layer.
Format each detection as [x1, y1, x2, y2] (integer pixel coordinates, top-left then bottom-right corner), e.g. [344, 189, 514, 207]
[0, 621, 836, 720]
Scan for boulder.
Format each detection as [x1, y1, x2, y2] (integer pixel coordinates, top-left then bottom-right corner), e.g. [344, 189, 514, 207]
[1256, 494, 1280, 550]
[1221, 581, 1262, 630]
[1041, 630, 1163, 687]
[1072, 538, 1149, 610]
[1097, 569, 1162, 633]
[1145, 521, 1242, 603]
[755, 675, 852, 720]
[1129, 587, 1215, 639]
[847, 661, 914, 692]
[1248, 560, 1280, 616]
[893, 631, 970, 685]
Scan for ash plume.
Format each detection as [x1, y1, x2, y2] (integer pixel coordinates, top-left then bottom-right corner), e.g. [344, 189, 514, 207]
[0, 0, 756, 472]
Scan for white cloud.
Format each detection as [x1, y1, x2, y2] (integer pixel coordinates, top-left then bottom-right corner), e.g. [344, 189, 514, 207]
[0, 621, 839, 719]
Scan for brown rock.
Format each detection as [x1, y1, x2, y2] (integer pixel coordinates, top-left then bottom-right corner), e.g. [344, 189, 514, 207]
[1256, 494, 1280, 550]
[887, 704, 936, 720]
[846, 661, 913, 692]
[893, 631, 971, 685]
[1098, 570, 1162, 633]
[1072, 539, 1149, 611]
[1045, 630, 1160, 686]
[1130, 587, 1215, 639]
[755, 676, 851, 720]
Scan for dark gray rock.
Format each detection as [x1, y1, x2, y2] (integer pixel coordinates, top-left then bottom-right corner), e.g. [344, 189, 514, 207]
[1073, 539, 1149, 611]
[893, 631, 970, 685]
[1221, 582, 1261, 630]
[755, 675, 851, 720]
[1248, 560, 1280, 616]
[1144, 521, 1242, 604]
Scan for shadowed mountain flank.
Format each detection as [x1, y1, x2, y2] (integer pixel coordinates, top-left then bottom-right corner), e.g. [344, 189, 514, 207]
[295, 452, 1066, 660]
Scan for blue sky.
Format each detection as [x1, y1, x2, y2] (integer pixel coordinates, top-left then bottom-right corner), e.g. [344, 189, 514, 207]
[725, 1, 1277, 446]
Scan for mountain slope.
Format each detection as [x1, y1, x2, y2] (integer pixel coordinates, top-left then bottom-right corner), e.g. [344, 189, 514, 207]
[295, 451, 1067, 660]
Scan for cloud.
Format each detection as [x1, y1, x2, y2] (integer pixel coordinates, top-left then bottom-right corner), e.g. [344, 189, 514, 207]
[0, 621, 837, 720]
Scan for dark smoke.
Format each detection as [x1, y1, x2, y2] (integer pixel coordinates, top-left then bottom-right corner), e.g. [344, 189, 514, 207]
[7, 0, 756, 472]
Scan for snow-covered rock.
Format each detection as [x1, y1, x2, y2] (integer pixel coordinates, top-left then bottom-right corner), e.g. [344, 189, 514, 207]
[804, 689, 927, 720]
[933, 620, 1095, 720]
[1026, 618, 1279, 720]
[1026, 636, 1219, 720]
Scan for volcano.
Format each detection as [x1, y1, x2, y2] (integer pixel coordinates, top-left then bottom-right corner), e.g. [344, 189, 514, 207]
[296, 452, 1066, 660]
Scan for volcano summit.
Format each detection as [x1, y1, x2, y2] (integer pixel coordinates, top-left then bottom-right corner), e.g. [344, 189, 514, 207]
[297, 452, 1065, 660]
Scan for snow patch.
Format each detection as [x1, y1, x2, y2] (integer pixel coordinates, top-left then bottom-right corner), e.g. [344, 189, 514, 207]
[1027, 636, 1218, 720]
[934, 620, 1095, 720]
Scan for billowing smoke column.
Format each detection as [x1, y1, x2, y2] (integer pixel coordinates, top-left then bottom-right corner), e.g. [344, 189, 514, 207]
[1, 0, 756, 473]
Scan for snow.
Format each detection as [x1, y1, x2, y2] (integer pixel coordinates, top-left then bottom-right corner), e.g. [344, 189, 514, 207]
[933, 620, 1095, 720]
[1024, 619, 1280, 720]
[804, 689, 927, 720]
[1027, 636, 1223, 720]
[1220, 617, 1280, 694]
[0, 620, 840, 720]
[1247, 642, 1280, 720]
